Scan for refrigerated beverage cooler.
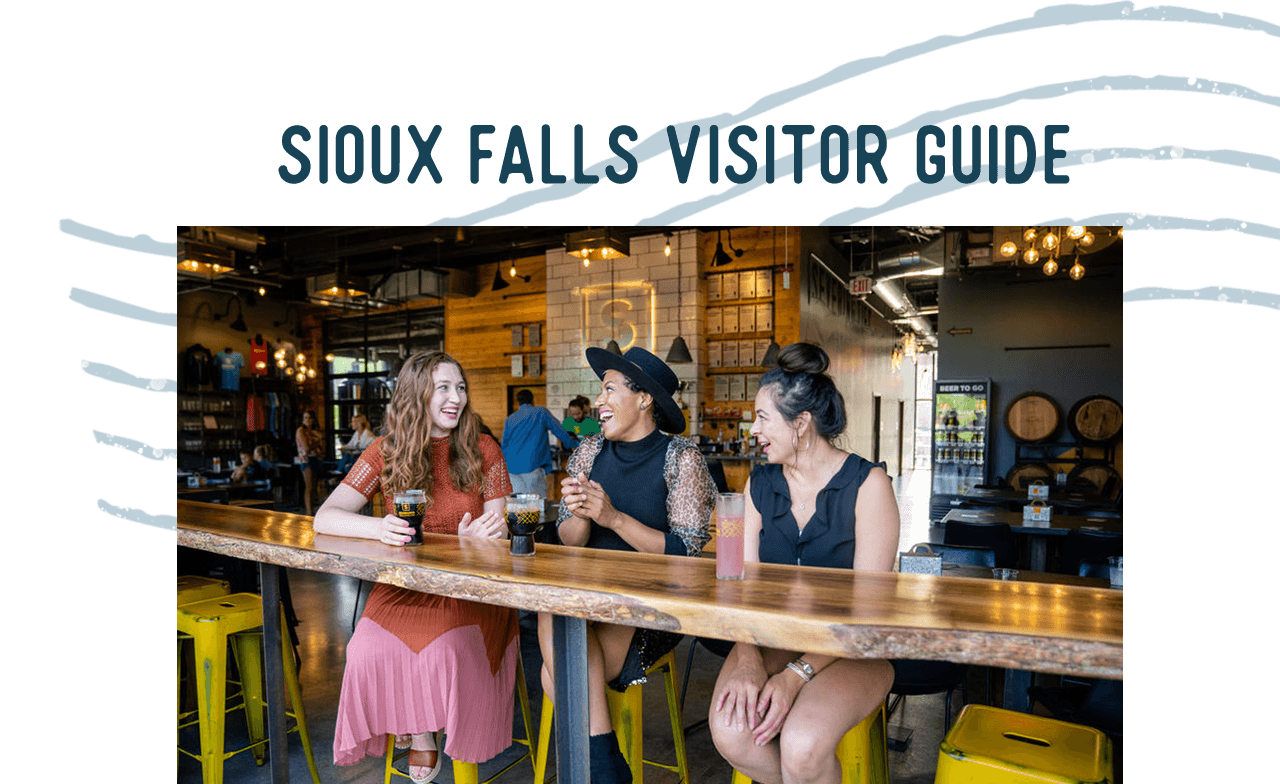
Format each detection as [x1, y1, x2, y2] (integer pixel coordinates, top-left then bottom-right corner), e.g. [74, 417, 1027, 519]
[929, 378, 992, 523]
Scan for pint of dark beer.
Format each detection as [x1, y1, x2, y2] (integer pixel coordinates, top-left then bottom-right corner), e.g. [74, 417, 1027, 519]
[393, 489, 427, 545]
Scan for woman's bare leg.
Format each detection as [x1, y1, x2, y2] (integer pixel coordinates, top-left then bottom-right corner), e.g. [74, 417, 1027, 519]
[777, 658, 893, 784]
[537, 613, 636, 734]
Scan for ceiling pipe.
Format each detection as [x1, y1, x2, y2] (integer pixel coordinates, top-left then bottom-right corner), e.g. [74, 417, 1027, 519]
[873, 237, 945, 281]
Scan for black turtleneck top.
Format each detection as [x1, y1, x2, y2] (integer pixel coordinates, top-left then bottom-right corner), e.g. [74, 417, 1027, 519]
[583, 428, 683, 555]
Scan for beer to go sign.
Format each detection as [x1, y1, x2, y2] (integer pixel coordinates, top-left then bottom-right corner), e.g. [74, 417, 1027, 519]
[848, 275, 873, 296]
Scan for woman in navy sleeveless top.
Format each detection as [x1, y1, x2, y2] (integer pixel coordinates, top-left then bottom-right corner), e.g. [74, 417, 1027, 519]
[710, 343, 901, 784]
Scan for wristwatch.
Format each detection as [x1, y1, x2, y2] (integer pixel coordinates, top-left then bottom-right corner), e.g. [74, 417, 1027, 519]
[786, 658, 815, 683]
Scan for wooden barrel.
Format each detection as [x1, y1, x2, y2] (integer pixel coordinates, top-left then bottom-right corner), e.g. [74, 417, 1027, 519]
[1069, 463, 1122, 502]
[1068, 395, 1123, 444]
[1004, 392, 1061, 442]
[1006, 463, 1053, 491]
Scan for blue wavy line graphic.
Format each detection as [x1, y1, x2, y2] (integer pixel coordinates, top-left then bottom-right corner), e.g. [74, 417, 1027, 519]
[59, 219, 176, 256]
[94, 430, 177, 461]
[823, 147, 1280, 225]
[431, 1, 1280, 225]
[98, 499, 175, 531]
[81, 360, 176, 392]
[70, 288, 177, 326]
[1124, 286, 1279, 309]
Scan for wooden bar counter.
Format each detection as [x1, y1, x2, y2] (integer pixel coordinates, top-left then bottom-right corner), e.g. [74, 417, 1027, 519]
[178, 501, 1121, 678]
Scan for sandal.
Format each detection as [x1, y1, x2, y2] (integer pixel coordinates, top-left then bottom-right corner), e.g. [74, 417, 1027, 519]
[407, 730, 443, 784]
[393, 733, 412, 750]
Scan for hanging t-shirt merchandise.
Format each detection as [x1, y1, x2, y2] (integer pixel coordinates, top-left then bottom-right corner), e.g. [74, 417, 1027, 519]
[249, 336, 269, 376]
[182, 343, 214, 389]
[215, 350, 244, 391]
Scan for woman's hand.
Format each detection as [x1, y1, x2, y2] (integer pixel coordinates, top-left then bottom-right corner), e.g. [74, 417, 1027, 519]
[751, 670, 805, 746]
[458, 509, 506, 539]
[379, 514, 414, 546]
[563, 472, 620, 528]
[560, 474, 592, 521]
[713, 649, 769, 734]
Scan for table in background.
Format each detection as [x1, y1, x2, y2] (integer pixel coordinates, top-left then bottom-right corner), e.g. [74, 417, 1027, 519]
[960, 485, 1118, 513]
[178, 501, 1121, 784]
[942, 507, 1122, 571]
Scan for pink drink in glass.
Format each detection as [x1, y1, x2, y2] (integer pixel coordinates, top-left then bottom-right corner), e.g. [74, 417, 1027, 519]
[715, 493, 745, 580]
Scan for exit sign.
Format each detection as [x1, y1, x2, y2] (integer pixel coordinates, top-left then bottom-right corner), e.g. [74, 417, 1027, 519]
[849, 275, 873, 296]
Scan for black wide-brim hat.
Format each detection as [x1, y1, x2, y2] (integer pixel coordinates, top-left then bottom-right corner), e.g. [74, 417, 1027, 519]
[585, 346, 685, 434]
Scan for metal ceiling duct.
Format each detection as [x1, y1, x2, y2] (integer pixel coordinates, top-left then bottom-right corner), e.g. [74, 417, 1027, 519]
[874, 237, 944, 281]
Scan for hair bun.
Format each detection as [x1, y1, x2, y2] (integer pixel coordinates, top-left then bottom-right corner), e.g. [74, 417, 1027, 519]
[777, 342, 829, 375]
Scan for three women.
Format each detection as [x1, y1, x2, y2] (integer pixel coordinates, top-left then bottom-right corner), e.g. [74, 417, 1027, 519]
[316, 342, 898, 784]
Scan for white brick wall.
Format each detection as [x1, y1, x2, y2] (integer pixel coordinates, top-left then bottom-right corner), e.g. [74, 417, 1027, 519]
[545, 229, 701, 427]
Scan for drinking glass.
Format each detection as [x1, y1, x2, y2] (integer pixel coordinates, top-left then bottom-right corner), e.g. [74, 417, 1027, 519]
[715, 493, 745, 580]
[506, 493, 544, 556]
[992, 568, 1019, 580]
[393, 489, 427, 545]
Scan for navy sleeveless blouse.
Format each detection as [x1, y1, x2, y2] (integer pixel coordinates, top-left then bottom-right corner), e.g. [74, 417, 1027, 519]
[750, 453, 886, 568]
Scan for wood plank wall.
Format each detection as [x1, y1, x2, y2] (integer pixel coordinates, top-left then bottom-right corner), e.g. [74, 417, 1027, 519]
[444, 256, 548, 440]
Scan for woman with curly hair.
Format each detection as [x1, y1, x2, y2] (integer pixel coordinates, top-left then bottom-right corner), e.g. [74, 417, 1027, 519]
[314, 351, 514, 783]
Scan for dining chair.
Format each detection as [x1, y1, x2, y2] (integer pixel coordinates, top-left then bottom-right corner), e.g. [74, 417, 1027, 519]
[885, 659, 968, 751]
[927, 543, 997, 568]
[1077, 557, 1112, 580]
[943, 521, 1016, 568]
[1057, 530, 1122, 576]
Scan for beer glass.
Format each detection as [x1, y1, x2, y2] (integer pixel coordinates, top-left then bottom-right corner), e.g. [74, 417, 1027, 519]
[715, 493, 745, 580]
[505, 493, 543, 556]
[393, 489, 427, 545]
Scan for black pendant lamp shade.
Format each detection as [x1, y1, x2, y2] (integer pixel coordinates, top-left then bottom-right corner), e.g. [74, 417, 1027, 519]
[216, 296, 249, 332]
[760, 339, 781, 368]
[665, 335, 693, 363]
[491, 264, 510, 291]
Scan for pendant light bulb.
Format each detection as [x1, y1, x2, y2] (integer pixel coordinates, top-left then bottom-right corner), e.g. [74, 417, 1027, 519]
[1042, 258, 1059, 276]
[1069, 262, 1086, 280]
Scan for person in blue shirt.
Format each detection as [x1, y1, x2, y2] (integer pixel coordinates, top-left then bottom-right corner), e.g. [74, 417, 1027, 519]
[501, 389, 579, 504]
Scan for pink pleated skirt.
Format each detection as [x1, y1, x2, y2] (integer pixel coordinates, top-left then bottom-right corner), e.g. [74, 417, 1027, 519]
[333, 585, 519, 766]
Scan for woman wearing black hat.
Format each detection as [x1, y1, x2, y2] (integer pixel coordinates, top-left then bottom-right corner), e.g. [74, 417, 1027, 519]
[537, 346, 715, 783]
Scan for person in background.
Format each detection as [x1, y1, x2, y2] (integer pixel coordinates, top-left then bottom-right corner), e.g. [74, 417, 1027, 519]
[501, 388, 578, 501]
[540, 347, 715, 783]
[253, 444, 275, 470]
[314, 351, 514, 783]
[709, 343, 900, 784]
[296, 410, 324, 515]
[561, 394, 601, 438]
[338, 413, 376, 474]
[230, 449, 262, 483]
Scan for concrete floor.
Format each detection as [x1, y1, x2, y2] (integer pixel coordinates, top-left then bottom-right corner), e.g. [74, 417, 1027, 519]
[178, 469, 1119, 783]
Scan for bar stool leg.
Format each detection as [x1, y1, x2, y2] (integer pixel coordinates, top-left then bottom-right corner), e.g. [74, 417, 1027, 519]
[533, 694, 554, 784]
[232, 632, 267, 765]
[606, 686, 644, 783]
[190, 620, 229, 784]
[659, 660, 690, 783]
[451, 760, 480, 784]
[277, 612, 322, 784]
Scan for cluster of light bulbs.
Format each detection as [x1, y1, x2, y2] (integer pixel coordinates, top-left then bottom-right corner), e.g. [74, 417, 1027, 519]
[998, 226, 1098, 280]
[890, 332, 923, 372]
[276, 348, 319, 384]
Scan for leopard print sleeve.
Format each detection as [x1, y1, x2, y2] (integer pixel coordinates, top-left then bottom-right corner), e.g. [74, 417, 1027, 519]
[663, 436, 715, 556]
[556, 434, 605, 528]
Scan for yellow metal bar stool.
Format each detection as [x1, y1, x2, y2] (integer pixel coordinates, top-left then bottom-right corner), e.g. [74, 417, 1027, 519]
[178, 576, 232, 754]
[384, 652, 537, 784]
[730, 701, 889, 784]
[935, 704, 1113, 784]
[533, 649, 690, 784]
[176, 593, 321, 784]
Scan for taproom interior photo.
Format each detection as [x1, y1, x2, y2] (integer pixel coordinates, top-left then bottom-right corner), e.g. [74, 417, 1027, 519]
[177, 225, 1122, 784]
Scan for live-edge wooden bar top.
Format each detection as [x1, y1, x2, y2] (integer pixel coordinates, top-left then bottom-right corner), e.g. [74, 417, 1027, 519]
[178, 501, 1121, 679]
